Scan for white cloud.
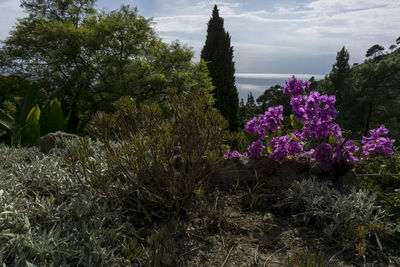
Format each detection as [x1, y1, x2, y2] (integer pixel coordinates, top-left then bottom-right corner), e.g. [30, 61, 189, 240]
[1, 0, 399, 74]
[0, 0, 25, 41]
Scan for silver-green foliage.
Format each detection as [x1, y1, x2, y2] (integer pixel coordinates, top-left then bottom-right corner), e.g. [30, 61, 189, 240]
[0, 141, 129, 266]
[285, 178, 397, 251]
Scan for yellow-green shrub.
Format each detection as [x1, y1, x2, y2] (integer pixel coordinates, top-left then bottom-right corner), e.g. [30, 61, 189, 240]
[68, 89, 228, 220]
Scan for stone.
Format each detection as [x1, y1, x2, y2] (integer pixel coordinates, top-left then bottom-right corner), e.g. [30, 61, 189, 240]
[37, 131, 79, 154]
[262, 212, 274, 224]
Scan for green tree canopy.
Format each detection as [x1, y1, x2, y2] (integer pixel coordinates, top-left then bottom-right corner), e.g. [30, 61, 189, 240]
[338, 51, 400, 139]
[365, 44, 385, 59]
[257, 85, 291, 118]
[1, 0, 211, 133]
[201, 5, 239, 131]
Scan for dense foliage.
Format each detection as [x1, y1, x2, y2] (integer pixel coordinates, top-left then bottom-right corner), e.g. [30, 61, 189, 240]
[0, 0, 214, 133]
[201, 5, 240, 131]
[318, 41, 400, 140]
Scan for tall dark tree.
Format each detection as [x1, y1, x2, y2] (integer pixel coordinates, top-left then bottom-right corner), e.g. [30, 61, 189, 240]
[246, 93, 256, 107]
[329, 46, 350, 106]
[201, 5, 239, 131]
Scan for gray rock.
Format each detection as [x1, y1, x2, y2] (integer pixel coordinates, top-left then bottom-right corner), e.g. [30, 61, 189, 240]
[262, 212, 275, 224]
[37, 131, 79, 154]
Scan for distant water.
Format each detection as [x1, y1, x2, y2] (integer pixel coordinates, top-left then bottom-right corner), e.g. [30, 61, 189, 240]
[235, 73, 325, 102]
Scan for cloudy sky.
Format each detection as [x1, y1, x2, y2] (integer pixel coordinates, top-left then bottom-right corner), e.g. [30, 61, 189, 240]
[1, 0, 399, 75]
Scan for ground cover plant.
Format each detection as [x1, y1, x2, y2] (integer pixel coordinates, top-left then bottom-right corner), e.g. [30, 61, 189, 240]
[0, 142, 123, 266]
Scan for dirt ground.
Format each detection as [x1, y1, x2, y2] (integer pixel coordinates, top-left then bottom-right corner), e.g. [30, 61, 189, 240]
[173, 187, 400, 267]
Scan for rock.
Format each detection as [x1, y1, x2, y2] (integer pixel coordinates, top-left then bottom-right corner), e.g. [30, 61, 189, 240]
[262, 212, 275, 224]
[335, 170, 358, 194]
[310, 160, 326, 176]
[37, 131, 79, 154]
[246, 156, 278, 177]
[211, 157, 255, 186]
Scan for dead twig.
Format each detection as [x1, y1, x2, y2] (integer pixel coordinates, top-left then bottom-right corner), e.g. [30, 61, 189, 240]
[179, 244, 206, 257]
[221, 246, 234, 267]
[254, 245, 259, 264]
[263, 245, 287, 267]
[328, 248, 345, 265]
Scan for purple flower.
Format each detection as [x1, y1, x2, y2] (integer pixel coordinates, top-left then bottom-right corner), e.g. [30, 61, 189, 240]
[245, 105, 284, 136]
[332, 140, 359, 164]
[248, 139, 266, 159]
[224, 149, 249, 159]
[313, 143, 334, 171]
[269, 134, 303, 162]
[283, 75, 310, 97]
[361, 125, 395, 157]
[245, 117, 263, 136]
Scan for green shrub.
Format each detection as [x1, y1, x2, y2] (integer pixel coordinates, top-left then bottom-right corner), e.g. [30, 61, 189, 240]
[68, 89, 228, 220]
[284, 249, 328, 267]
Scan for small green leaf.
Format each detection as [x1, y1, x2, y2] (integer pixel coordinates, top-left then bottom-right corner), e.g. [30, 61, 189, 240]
[0, 108, 20, 135]
[15, 105, 41, 146]
[194, 184, 205, 199]
[267, 146, 273, 154]
[289, 132, 297, 139]
[290, 113, 305, 131]
[328, 135, 340, 144]
[41, 97, 64, 135]
[25, 105, 40, 125]
[15, 84, 39, 126]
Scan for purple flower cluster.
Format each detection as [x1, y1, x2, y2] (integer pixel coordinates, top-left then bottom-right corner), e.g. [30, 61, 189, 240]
[224, 149, 249, 159]
[283, 75, 310, 96]
[313, 139, 360, 171]
[248, 139, 266, 159]
[361, 125, 395, 157]
[224, 76, 396, 170]
[245, 105, 284, 136]
[289, 91, 338, 139]
[269, 135, 303, 162]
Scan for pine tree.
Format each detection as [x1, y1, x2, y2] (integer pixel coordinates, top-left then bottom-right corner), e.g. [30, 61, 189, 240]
[246, 93, 256, 107]
[201, 5, 239, 131]
[329, 46, 350, 105]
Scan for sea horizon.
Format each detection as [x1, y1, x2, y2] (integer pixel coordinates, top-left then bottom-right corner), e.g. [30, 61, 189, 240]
[235, 72, 326, 101]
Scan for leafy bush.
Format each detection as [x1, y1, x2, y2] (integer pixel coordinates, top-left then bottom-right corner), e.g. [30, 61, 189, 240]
[68, 89, 228, 220]
[0, 143, 126, 266]
[284, 178, 397, 256]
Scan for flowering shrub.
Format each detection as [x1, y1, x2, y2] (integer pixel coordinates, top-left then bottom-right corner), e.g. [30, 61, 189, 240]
[225, 75, 396, 170]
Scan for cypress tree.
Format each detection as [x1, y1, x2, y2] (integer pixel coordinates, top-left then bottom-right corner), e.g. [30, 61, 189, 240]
[201, 5, 239, 131]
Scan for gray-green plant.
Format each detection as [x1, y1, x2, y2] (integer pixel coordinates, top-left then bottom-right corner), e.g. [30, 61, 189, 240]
[284, 178, 398, 256]
[0, 141, 125, 266]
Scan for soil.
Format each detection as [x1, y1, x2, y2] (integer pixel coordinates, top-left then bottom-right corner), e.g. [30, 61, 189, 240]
[172, 185, 400, 267]
[121, 156, 400, 267]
